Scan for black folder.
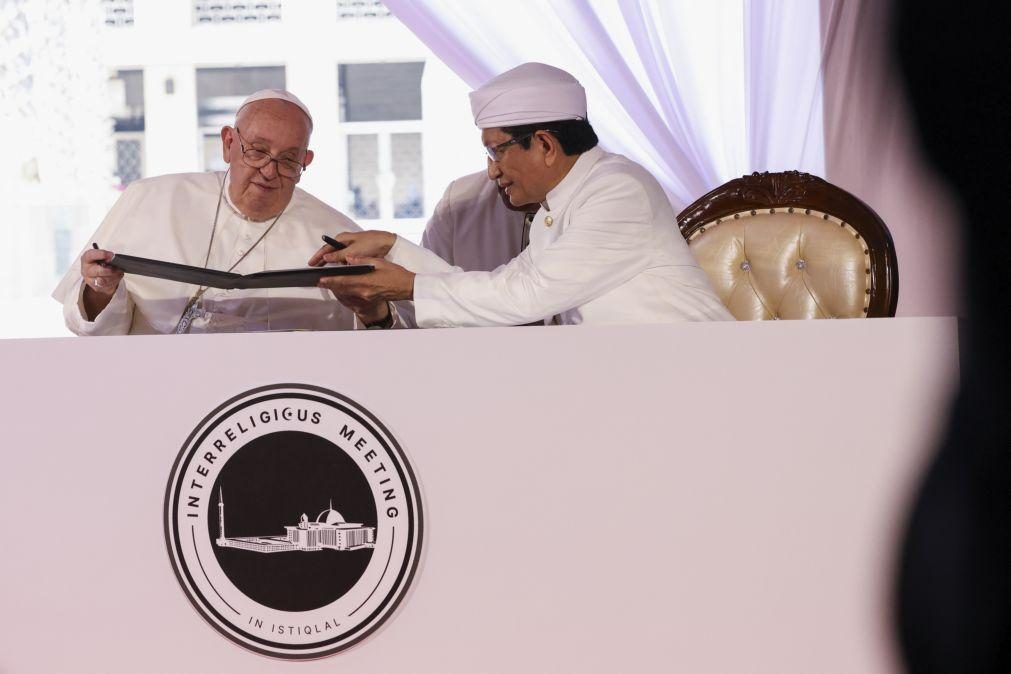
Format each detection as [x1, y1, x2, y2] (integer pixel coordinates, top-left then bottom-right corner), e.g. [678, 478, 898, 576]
[107, 253, 374, 290]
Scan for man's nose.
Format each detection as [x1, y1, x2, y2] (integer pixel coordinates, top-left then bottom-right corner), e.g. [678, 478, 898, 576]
[487, 158, 501, 180]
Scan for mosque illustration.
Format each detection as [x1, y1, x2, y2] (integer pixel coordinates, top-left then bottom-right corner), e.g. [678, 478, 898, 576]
[215, 488, 376, 553]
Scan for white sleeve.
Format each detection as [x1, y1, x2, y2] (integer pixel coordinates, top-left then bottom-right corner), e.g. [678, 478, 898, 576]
[411, 173, 654, 327]
[387, 236, 461, 274]
[62, 279, 135, 336]
[52, 184, 144, 336]
[380, 236, 461, 330]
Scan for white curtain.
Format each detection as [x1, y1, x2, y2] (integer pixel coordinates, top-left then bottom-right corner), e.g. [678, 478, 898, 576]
[384, 0, 826, 210]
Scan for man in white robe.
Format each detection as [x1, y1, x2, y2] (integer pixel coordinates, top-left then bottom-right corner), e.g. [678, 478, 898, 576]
[422, 170, 534, 271]
[53, 89, 380, 334]
[314, 63, 733, 328]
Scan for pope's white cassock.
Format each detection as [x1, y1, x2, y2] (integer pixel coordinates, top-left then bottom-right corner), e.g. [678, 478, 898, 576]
[53, 172, 359, 334]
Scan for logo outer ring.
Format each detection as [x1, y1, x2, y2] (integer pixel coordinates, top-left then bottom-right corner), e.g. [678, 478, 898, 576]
[163, 383, 424, 660]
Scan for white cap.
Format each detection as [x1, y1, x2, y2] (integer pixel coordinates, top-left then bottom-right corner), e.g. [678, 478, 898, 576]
[236, 89, 313, 129]
[469, 63, 586, 129]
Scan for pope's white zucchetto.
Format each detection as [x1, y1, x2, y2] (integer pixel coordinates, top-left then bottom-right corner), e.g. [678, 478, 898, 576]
[469, 62, 587, 129]
[237, 89, 314, 129]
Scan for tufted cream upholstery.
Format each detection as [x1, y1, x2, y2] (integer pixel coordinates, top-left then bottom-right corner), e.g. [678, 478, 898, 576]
[688, 209, 870, 319]
[678, 172, 898, 319]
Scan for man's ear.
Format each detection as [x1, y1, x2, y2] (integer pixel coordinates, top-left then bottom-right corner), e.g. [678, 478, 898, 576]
[220, 126, 234, 164]
[303, 149, 315, 169]
[538, 130, 560, 167]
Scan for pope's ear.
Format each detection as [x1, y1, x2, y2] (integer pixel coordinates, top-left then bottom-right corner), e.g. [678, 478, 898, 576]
[303, 149, 315, 169]
[220, 126, 234, 164]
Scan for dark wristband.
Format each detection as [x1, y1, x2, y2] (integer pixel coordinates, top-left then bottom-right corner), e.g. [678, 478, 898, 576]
[363, 304, 394, 330]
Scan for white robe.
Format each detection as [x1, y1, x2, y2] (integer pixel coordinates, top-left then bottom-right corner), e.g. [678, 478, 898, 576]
[389, 147, 735, 327]
[421, 171, 528, 271]
[53, 172, 360, 335]
[393, 171, 530, 328]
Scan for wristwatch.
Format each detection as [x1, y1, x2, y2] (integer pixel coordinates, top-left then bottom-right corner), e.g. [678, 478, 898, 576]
[363, 304, 395, 330]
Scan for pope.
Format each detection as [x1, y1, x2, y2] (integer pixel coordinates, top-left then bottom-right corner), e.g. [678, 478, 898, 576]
[53, 89, 387, 334]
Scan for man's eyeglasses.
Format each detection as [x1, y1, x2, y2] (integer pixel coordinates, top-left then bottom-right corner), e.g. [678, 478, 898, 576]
[484, 130, 557, 162]
[233, 127, 307, 179]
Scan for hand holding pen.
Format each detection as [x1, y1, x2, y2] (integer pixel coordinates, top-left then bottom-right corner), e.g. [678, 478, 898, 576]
[80, 242, 124, 320]
[82, 242, 123, 294]
[321, 235, 347, 252]
[308, 231, 398, 267]
[308, 234, 347, 267]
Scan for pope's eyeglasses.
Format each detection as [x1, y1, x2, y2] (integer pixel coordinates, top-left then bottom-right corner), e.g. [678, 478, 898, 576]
[233, 127, 307, 179]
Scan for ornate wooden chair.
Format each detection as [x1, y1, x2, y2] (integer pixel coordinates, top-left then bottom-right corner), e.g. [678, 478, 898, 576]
[678, 171, 898, 319]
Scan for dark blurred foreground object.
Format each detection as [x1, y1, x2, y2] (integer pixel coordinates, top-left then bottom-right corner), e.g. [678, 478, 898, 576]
[894, 1, 1010, 672]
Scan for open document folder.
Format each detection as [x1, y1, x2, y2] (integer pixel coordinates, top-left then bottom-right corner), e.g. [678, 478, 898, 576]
[107, 253, 374, 290]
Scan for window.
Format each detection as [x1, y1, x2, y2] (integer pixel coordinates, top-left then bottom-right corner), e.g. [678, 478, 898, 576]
[391, 133, 423, 218]
[339, 62, 423, 122]
[115, 139, 144, 186]
[338, 62, 424, 234]
[50, 209, 75, 282]
[347, 134, 380, 219]
[102, 0, 134, 27]
[335, 0, 391, 20]
[196, 66, 285, 170]
[110, 69, 145, 187]
[193, 1, 282, 24]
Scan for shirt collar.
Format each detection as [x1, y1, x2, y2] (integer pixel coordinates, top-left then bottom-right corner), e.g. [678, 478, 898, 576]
[541, 146, 605, 213]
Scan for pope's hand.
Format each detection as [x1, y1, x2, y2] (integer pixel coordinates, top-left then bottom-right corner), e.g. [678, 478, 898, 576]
[80, 248, 124, 320]
[318, 256, 414, 304]
[81, 248, 123, 294]
[308, 231, 397, 267]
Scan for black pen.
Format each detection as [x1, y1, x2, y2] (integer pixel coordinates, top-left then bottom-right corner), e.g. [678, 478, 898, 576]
[322, 235, 347, 251]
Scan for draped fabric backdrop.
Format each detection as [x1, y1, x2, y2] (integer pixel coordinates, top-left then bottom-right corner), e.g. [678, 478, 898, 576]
[384, 0, 824, 211]
[384, 0, 960, 317]
[819, 0, 961, 317]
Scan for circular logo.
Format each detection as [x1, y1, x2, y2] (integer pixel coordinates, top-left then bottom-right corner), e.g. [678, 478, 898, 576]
[164, 384, 423, 659]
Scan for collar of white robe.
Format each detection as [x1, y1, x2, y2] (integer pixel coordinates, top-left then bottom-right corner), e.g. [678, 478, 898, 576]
[173, 169, 286, 334]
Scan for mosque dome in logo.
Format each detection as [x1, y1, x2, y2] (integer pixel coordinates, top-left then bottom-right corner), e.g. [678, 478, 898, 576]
[317, 506, 346, 525]
[165, 384, 423, 659]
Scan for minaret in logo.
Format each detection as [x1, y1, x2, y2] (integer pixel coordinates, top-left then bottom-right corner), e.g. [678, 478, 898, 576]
[216, 488, 376, 553]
